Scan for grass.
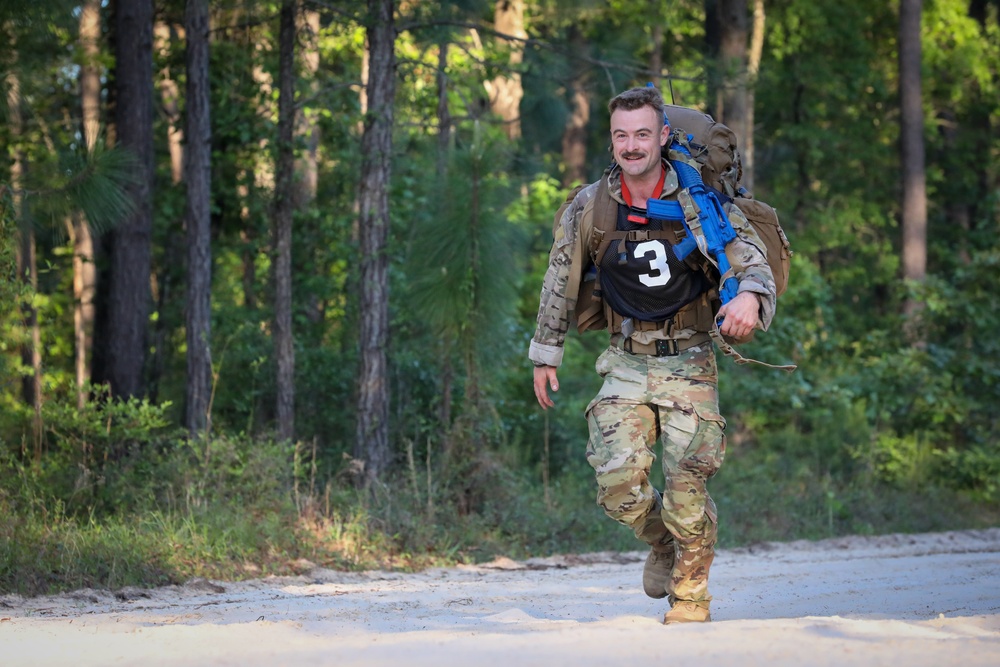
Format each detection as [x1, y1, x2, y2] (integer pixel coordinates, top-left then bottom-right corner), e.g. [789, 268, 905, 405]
[1, 511, 176, 595]
[1, 432, 997, 598]
[711, 438, 1000, 546]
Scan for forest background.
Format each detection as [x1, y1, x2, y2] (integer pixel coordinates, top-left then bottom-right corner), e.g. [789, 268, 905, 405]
[1, 0, 998, 597]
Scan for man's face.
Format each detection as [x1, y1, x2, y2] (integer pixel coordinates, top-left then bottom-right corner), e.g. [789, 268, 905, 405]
[610, 105, 670, 181]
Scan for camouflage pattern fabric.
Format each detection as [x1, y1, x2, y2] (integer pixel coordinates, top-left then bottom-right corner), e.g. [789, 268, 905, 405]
[528, 179, 602, 368]
[585, 343, 725, 603]
[528, 161, 775, 369]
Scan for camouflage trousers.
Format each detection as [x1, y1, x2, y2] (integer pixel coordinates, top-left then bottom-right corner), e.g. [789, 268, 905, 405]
[585, 343, 726, 603]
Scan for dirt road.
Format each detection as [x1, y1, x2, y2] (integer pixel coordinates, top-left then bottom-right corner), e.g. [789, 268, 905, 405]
[2, 529, 999, 666]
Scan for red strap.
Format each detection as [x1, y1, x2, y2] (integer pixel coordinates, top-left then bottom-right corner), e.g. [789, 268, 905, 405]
[620, 166, 667, 225]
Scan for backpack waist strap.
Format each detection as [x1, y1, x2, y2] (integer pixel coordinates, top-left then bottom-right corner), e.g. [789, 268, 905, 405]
[610, 332, 711, 356]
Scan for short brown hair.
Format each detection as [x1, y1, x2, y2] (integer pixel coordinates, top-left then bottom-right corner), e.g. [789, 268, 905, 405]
[608, 86, 667, 125]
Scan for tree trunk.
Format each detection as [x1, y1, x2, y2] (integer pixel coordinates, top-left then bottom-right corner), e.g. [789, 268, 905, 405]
[70, 211, 95, 410]
[705, 0, 749, 152]
[75, 0, 100, 408]
[274, 0, 297, 443]
[297, 9, 324, 325]
[7, 66, 43, 459]
[561, 28, 589, 187]
[650, 21, 664, 89]
[295, 9, 320, 211]
[436, 41, 451, 170]
[354, 0, 395, 488]
[155, 22, 185, 186]
[19, 230, 43, 462]
[484, 0, 526, 139]
[184, 0, 213, 435]
[743, 0, 765, 193]
[899, 0, 926, 329]
[101, 0, 154, 400]
[436, 40, 453, 441]
[148, 20, 185, 405]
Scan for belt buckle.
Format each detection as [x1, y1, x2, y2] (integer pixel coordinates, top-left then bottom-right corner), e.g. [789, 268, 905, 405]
[655, 339, 679, 357]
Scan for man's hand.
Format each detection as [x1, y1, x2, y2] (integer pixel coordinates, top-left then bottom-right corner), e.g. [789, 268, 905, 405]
[533, 365, 559, 409]
[717, 291, 760, 341]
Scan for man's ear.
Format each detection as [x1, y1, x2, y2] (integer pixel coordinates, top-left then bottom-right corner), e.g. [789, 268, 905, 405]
[659, 124, 672, 158]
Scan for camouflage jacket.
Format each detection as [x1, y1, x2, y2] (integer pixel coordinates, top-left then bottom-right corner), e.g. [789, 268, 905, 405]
[528, 161, 776, 368]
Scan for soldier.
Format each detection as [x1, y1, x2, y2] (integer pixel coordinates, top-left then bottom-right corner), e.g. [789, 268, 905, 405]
[529, 86, 776, 624]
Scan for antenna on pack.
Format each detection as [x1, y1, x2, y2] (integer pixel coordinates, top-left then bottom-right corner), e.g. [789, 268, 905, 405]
[645, 77, 677, 105]
[646, 81, 672, 128]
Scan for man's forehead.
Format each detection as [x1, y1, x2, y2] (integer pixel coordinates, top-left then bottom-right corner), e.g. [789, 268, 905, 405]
[610, 106, 666, 132]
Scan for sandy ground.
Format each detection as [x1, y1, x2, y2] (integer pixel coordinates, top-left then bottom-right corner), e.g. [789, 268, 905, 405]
[1, 528, 999, 667]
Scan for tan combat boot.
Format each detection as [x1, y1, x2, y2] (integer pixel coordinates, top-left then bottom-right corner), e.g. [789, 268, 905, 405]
[663, 599, 711, 624]
[642, 547, 674, 599]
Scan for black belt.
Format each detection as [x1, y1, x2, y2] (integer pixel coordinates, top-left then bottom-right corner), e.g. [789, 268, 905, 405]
[611, 332, 711, 357]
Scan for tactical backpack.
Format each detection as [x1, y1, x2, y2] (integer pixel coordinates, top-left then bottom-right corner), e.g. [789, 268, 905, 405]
[661, 104, 791, 302]
[551, 105, 793, 356]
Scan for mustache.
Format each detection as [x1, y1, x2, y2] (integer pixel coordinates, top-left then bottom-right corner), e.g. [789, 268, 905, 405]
[620, 151, 647, 160]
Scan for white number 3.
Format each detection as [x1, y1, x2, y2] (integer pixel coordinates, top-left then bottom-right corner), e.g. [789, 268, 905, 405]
[634, 240, 672, 287]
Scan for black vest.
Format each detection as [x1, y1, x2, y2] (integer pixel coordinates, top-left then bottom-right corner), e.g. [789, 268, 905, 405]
[598, 202, 709, 322]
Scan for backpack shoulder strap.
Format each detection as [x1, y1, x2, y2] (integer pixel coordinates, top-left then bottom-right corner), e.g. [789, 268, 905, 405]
[587, 170, 617, 257]
[553, 183, 587, 245]
[588, 167, 683, 262]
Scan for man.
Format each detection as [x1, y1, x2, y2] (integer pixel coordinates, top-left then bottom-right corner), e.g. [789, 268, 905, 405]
[529, 86, 775, 624]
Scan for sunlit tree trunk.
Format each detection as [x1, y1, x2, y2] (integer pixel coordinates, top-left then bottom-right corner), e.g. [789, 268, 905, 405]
[75, 0, 100, 409]
[354, 0, 395, 487]
[484, 0, 526, 139]
[357, 43, 370, 137]
[101, 0, 154, 400]
[274, 0, 297, 443]
[184, 0, 212, 435]
[156, 22, 185, 185]
[743, 0, 765, 192]
[899, 0, 926, 333]
[296, 8, 320, 212]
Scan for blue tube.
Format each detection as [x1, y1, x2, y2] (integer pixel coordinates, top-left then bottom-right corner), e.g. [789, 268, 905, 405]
[666, 139, 739, 305]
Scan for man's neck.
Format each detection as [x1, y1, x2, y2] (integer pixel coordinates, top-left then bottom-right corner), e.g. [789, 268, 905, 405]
[622, 166, 664, 208]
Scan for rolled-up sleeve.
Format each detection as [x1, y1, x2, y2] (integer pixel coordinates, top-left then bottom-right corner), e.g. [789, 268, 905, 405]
[528, 188, 593, 367]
